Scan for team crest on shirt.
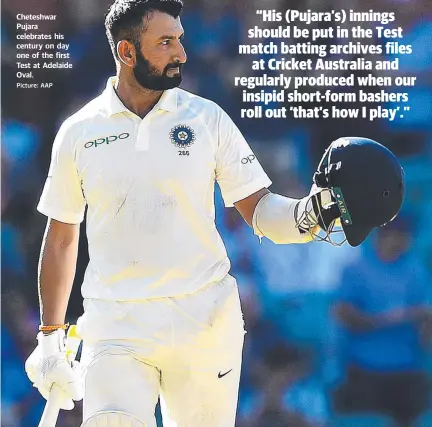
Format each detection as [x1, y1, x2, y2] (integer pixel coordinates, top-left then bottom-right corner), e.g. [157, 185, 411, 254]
[169, 125, 196, 148]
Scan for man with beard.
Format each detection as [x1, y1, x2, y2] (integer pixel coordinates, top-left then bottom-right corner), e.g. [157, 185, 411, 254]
[23, 1, 343, 426]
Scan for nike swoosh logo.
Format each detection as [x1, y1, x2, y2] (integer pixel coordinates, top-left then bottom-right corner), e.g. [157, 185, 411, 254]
[218, 369, 232, 378]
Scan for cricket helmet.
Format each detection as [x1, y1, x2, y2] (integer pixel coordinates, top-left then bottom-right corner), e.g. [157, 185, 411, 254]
[312, 137, 405, 247]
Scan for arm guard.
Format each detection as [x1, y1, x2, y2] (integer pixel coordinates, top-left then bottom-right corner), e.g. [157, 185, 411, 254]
[252, 193, 310, 244]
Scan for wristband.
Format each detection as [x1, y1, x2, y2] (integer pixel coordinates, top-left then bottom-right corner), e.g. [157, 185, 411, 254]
[38, 323, 69, 333]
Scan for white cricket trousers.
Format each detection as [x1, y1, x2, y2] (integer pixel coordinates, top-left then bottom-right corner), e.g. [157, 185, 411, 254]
[77, 274, 246, 427]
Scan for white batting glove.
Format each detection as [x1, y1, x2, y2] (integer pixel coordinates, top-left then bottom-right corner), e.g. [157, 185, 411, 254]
[25, 329, 83, 410]
[296, 184, 340, 232]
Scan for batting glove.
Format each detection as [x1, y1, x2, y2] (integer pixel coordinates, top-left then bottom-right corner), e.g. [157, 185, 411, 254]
[25, 329, 83, 410]
[297, 185, 341, 233]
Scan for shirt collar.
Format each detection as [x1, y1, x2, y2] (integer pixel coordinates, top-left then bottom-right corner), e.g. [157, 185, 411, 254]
[157, 86, 178, 113]
[102, 76, 178, 116]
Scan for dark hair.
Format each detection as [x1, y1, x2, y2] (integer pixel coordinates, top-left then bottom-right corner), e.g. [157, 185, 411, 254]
[105, 0, 183, 58]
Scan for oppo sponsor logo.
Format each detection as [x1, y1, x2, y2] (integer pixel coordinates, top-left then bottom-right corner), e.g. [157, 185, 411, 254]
[84, 132, 130, 148]
[241, 154, 256, 164]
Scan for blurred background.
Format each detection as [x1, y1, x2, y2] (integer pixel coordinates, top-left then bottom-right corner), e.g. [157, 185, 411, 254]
[2, 0, 432, 426]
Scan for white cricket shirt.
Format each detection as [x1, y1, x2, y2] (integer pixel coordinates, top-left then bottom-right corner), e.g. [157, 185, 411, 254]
[38, 77, 272, 300]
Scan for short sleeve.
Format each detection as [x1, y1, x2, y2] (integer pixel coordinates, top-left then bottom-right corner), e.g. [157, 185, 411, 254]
[215, 108, 272, 207]
[37, 121, 86, 224]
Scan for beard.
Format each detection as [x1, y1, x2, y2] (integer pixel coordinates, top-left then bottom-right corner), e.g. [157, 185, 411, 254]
[133, 48, 183, 91]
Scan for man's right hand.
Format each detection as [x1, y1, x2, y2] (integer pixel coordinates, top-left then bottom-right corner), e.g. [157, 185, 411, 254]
[297, 186, 341, 235]
[25, 329, 83, 410]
